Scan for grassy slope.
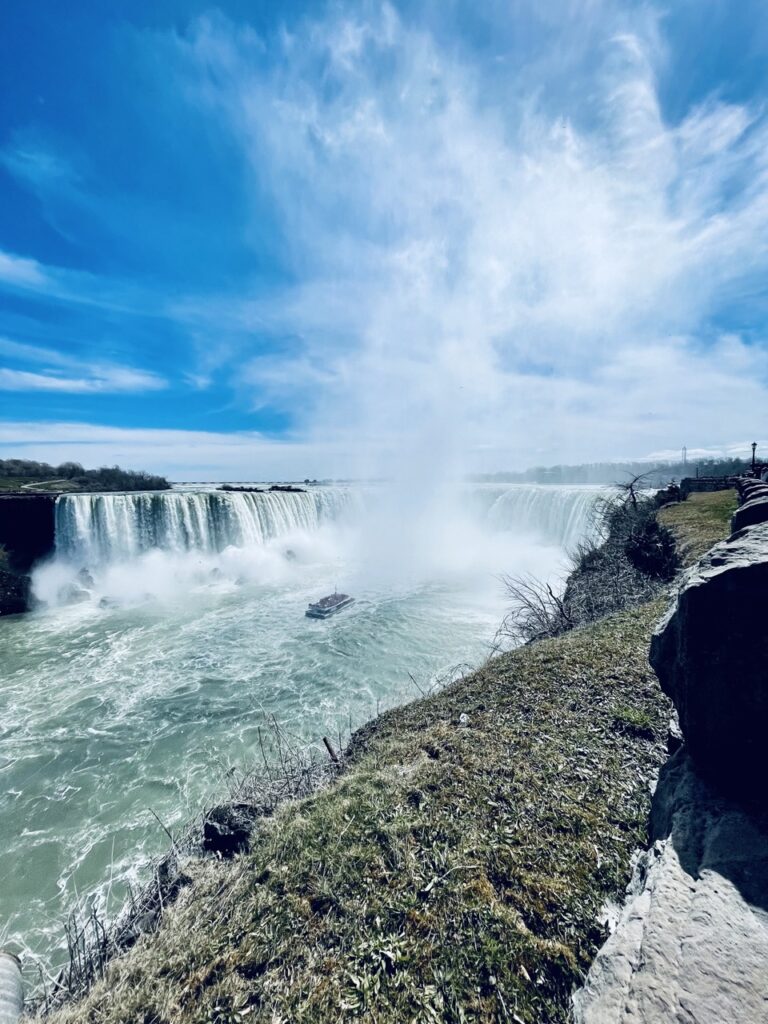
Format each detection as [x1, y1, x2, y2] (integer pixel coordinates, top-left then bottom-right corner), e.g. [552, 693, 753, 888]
[48, 494, 735, 1024]
[0, 478, 85, 493]
[658, 490, 737, 565]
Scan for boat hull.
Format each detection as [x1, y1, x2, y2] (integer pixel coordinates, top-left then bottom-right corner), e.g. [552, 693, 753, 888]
[305, 597, 354, 619]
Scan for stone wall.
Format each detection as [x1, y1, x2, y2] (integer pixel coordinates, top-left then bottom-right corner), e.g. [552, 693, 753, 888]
[679, 476, 736, 498]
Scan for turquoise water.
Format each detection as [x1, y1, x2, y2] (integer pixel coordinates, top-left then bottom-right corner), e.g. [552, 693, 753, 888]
[0, 485, 599, 972]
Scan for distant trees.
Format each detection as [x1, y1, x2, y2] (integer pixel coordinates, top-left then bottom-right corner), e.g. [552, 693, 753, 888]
[0, 459, 170, 491]
[0, 458, 66, 479]
[73, 466, 171, 491]
[475, 457, 748, 486]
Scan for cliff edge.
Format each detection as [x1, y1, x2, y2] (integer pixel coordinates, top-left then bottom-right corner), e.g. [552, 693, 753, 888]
[574, 479, 768, 1024]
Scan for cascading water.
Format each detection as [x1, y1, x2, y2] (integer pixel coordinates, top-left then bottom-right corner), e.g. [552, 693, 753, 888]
[3, 482, 606, 978]
[54, 483, 603, 566]
[54, 487, 356, 563]
[474, 484, 606, 550]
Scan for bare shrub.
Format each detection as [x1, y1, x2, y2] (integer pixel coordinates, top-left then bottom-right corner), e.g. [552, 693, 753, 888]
[496, 484, 679, 649]
[494, 574, 574, 649]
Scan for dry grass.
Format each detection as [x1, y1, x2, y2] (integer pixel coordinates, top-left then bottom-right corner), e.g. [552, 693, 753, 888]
[37, 493, 732, 1024]
[658, 489, 737, 565]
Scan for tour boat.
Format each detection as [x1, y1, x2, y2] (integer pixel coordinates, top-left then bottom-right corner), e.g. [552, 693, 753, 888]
[305, 592, 354, 619]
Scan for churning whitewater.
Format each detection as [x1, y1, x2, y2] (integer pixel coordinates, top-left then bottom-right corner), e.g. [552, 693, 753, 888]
[1, 483, 603, 972]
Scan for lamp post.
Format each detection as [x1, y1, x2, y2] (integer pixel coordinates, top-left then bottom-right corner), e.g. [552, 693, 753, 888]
[751, 442, 758, 472]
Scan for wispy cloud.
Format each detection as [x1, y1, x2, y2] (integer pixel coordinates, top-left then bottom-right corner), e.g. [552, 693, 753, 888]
[164, 2, 768, 471]
[0, 421, 329, 479]
[0, 249, 49, 288]
[1, 2, 767, 474]
[0, 367, 166, 393]
[0, 336, 166, 393]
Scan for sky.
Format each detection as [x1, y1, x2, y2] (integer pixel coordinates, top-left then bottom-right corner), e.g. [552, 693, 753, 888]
[1, 0, 767, 479]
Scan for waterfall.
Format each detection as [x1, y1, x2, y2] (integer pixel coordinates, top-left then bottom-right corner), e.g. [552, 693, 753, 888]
[474, 484, 607, 549]
[54, 483, 607, 567]
[55, 487, 355, 564]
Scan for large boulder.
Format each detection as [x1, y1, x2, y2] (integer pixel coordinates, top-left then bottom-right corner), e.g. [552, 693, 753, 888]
[0, 568, 30, 615]
[731, 495, 768, 533]
[650, 521, 768, 797]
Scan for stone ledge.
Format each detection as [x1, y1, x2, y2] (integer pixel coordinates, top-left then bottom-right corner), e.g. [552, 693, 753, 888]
[574, 751, 768, 1024]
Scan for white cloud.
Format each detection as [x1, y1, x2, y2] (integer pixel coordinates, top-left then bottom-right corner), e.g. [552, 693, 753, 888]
[0, 422, 344, 480]
[0, 337, 75, 366]
[0, 367, 166, 393]
[0, 249, 48, 288]
[0, 337, 167, 393]
[168, 3, 768, 474]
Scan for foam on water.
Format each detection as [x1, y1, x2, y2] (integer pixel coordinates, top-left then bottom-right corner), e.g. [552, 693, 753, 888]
[0, 483, 604, 971]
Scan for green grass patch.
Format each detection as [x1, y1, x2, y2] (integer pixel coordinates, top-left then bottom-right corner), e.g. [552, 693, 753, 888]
[658, 490, 737, 565]
[0, 477, 84, 493]
[611, 705, 655, 739]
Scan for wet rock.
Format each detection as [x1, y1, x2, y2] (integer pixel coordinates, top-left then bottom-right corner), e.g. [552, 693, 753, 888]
[0, 493, 56, 571]
[650, 521, 768, 799]
[202, 803, 263, 858]
[58, 582, 91, 605]
[666, 712, 683, 756]
[77, 567, 95, 588]
[0, 569, 30, 616]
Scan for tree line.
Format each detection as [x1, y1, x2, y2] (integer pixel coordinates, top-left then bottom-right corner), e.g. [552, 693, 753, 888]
[475, 456, 750, 486]
[0, 458, 170, 491]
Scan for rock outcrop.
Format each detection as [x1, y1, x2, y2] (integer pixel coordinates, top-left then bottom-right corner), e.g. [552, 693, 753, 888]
[731, 495, 768, 533]
[575, 483, 768, 1023]
[0, 493, 56, 571]
[202, 803, 263, 858]
[650, 520, 768, 798]
[573, 751, 768, 1024]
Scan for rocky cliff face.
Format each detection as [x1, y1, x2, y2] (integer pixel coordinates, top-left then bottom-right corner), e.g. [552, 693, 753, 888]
[0, 568, 30, 616]
[0, 494, 56, 572]
[574, 480, 768, 1024]
[573, 751, 768, 1024]
[650, 520, 768, 798]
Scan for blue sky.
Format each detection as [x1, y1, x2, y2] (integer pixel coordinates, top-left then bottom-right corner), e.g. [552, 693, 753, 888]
[1, 0, 767, 478]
